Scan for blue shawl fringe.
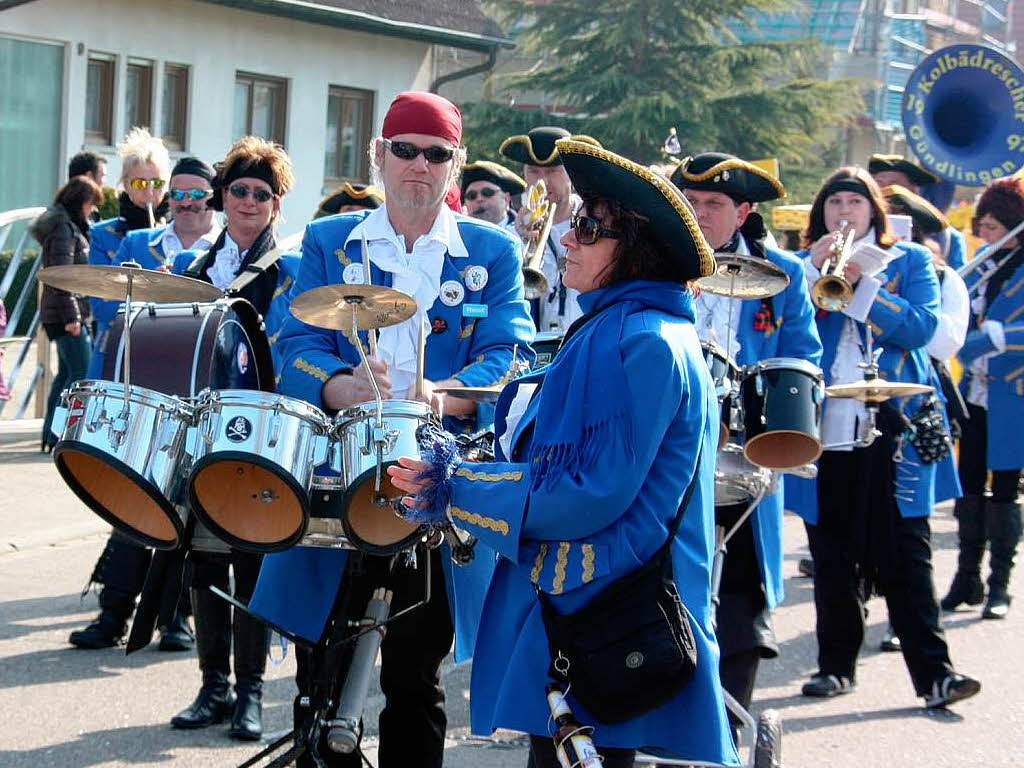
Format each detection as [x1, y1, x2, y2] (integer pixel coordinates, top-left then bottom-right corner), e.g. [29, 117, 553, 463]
[406, 427, 462, 528]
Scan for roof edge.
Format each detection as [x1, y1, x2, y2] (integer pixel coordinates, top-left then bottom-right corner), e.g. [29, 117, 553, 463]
[198, 0, 514, 52]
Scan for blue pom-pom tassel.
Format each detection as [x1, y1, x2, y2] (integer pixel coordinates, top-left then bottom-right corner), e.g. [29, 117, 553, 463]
[403, 426, 461, 528]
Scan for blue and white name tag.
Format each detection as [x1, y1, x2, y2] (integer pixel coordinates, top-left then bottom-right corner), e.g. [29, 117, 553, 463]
[462, 303, 488, 318]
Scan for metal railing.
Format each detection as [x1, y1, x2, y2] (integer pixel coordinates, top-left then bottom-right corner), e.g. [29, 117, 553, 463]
[0, 207, 47, 420]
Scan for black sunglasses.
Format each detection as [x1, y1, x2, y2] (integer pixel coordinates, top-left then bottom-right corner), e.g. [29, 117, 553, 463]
[228, 183, 275, 203]
[464, 187, 499, 202]
[383, 138, 455, 164]
[169, 188, 212, 201]
[571, 214, 622, 245]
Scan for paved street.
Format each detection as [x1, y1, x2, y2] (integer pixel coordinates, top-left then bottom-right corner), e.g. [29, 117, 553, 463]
[1, 428, 1022, 767]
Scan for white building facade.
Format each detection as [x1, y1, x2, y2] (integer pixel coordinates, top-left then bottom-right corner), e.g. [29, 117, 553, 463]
[0, 0, 508, 232]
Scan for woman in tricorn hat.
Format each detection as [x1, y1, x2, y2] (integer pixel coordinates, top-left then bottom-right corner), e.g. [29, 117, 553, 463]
[389, 139, 739, 766]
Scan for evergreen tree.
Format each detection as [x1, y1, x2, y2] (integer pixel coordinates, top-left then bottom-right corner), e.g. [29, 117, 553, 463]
[464, 0, 863, 201]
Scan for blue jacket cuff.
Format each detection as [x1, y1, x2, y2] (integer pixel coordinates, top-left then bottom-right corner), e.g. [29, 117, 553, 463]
[449, 463, 528, 561]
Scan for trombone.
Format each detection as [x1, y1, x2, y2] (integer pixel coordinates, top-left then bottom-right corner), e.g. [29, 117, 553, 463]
[520, 179, 556, 300]
[811, 220, 856, 312]
[957, 219, 1024, 296]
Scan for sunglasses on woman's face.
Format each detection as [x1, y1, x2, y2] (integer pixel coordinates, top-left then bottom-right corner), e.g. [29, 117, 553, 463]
[228, 183, 275, 203]
[464, 187, 500, 202]
[128, 177, 166, 190]
[383, 138, 455, 164]
[169, 188, 212, 202]
[571, 214, 622, 245]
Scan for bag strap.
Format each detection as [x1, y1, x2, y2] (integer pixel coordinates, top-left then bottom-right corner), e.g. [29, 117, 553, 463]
[226, 246, 284, 295]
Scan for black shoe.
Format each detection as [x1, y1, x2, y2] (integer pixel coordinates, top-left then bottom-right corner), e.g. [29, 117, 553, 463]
[798, 558, 815, 578]
[924, 673, 981, 709]
[229, 686, 263, 741]
[879, 624, 901, 653]
[982, 587, 1012, 619]
[68, 612, 126, 649]
[170, 686, 236, 729]
[801, 673, 854, 698]
[159, 613, 195, 651]
[940, 573, 985, 611]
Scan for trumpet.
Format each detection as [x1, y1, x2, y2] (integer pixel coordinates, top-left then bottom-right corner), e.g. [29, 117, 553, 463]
[811, 220, 856, 312]
[521, 180, 556, 300]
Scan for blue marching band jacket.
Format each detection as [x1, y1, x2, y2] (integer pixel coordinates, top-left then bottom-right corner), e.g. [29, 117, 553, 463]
[786, 240, 945, 524]
[86, 220, 168, 377]
[958, 245, 1024, 471]
[248, 210, 535, 663]
[726, 240, 822, 610]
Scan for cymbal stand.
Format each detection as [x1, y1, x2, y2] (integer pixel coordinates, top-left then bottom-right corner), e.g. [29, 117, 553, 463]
[347, 298, 391, 508]
[113, 262, 142, 444]
[821, 323, 883, 451]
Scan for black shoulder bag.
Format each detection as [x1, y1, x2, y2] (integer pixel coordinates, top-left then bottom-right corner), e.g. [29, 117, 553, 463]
[535, 439, 703, 724]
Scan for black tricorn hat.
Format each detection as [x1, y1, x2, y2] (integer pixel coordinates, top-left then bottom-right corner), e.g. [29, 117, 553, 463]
[882, 184, 948, 234]
[670, 152, 785, 204]
[556, 137, 714, 280]
[460, 161, 526, 194]
[499, 126, 602, 167]
[868, 154, 940, 187]
[315, 182, 384, 219]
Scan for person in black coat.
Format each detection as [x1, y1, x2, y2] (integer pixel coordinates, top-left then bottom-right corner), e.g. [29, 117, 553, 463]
[31, 176, 103, 451]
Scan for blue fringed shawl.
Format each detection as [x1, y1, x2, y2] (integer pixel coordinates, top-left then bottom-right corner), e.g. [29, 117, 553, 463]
[528, 280, 695, 490]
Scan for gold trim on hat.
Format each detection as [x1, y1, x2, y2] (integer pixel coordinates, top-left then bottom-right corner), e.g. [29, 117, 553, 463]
[318, 182, 384, 211]
[881, 184, 948, 229]
[462, 160, 526, 188]
[499, 133, 602, 166]
[675, 157, 786, 198]
[556, 138, 715, 277]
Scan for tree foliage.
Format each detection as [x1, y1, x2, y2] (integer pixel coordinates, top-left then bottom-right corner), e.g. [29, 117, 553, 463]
[463, 0, 864, 202]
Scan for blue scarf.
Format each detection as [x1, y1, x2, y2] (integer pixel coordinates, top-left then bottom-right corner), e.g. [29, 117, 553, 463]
[529, 279, 695, 489]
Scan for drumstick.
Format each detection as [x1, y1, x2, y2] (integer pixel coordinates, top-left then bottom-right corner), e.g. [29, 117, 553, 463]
[360, 232, 378, 357]
[415, 317, 426, 399]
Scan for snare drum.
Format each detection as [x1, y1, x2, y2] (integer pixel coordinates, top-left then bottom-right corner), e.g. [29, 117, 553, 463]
[740, 358, 823, 470]
[188, 390, 331, 553]
[333, 400, 432, 555]
[702, 341, 741, 450]
[53, 381, 193, 549]
[714, 443, 771, 507]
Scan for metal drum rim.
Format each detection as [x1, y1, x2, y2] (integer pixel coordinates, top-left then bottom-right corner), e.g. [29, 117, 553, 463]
[742, 357, 823, 380]
[194, 388, 330, 431]
[65, 379, 194, 416]
[334, 398, 433, 429]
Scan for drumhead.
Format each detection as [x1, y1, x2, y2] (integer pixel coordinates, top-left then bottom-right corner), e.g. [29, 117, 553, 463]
[334, 399, 432, 430]
[195, 389, 328, 429]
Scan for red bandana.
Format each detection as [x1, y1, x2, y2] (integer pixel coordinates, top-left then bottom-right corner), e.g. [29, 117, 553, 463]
[382, 91, 462, 146]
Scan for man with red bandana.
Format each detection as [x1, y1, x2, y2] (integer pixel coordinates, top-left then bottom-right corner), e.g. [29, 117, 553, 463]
[248, 92, 533, 767]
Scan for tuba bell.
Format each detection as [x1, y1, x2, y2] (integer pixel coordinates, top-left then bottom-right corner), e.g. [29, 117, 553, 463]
[520, 180, 555, 301]
[811, 220, 856, 312]
[902, 44, 1024, 185]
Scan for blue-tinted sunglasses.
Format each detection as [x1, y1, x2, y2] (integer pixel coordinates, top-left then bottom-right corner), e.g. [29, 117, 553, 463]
[169, 188, 213, 202]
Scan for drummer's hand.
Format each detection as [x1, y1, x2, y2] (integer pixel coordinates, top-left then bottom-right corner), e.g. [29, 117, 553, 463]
[387, 456, 434, 509]
[155, 264, 171, 274]
[64, 321, 81, 337]
[809, 232, 842, 269]
[414, 379, 445, 418]
[431, 377, 477, 418]
[322, 357, 391, 410]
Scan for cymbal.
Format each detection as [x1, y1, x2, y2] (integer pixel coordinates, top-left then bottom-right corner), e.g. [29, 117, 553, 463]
[435, 385, 504, 403]
[0, 336, 30, 348]
[290, 284, 417, 331]
[37, 264, 222, 303]
[825, 379, 934, 403]
[695, 253, 790, 299]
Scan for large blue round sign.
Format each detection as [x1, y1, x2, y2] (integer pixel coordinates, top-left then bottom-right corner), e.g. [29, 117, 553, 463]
[902, 44, 1024, 185]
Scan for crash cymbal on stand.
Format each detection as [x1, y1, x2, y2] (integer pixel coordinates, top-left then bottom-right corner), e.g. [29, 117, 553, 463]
[695, 253, 790, 299]
[825, 379, 934, 403]
[435, 385, 504, 403]
[290, 284, 417, 331]
[37, 264, 223, 303]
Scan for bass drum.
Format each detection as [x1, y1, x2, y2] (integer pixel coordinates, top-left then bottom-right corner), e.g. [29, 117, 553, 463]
[54, 299, 273, 550]
[101, 298, 274, 397]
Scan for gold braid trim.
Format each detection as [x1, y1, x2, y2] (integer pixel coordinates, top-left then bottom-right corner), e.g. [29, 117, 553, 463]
[551, 542, 570, 595]
[450, 506, 509, 536]
[268, 328, 282, 346]
[460, 322, 475, 339]
[149, 246, 162, 262]
[1004, 362, 1024, 382]
[499, 134, 602, 166]
[581, 544, 595, 583]
[273, 275, 293, 299]
[877, 295, 902, 313]
[293, 357, 329, 382]
[674, 157, 786, 198]
[455, 467, 523, 482]
[531, 543, 548, 584]
[1005, 275, 1024, 298]
[556, 138, 715, 277]
[335, 248, 352, 266]
[1004, 302, 1024, 324]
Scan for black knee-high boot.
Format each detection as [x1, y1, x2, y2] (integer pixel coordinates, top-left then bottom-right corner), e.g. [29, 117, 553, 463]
[171, 587, 235, 728]
[69, 534, 151, 648]
[984, 501, 1022, 619]
[940, 495, 987, 611]
[230, 606, 270, 740]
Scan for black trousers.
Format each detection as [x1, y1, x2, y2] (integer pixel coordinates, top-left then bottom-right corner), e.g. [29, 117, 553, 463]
[807, 439, 952, 696]
[527, 735, 635, 768]
[959, 403, 1022, 501]
[296, 546, 454, 768]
